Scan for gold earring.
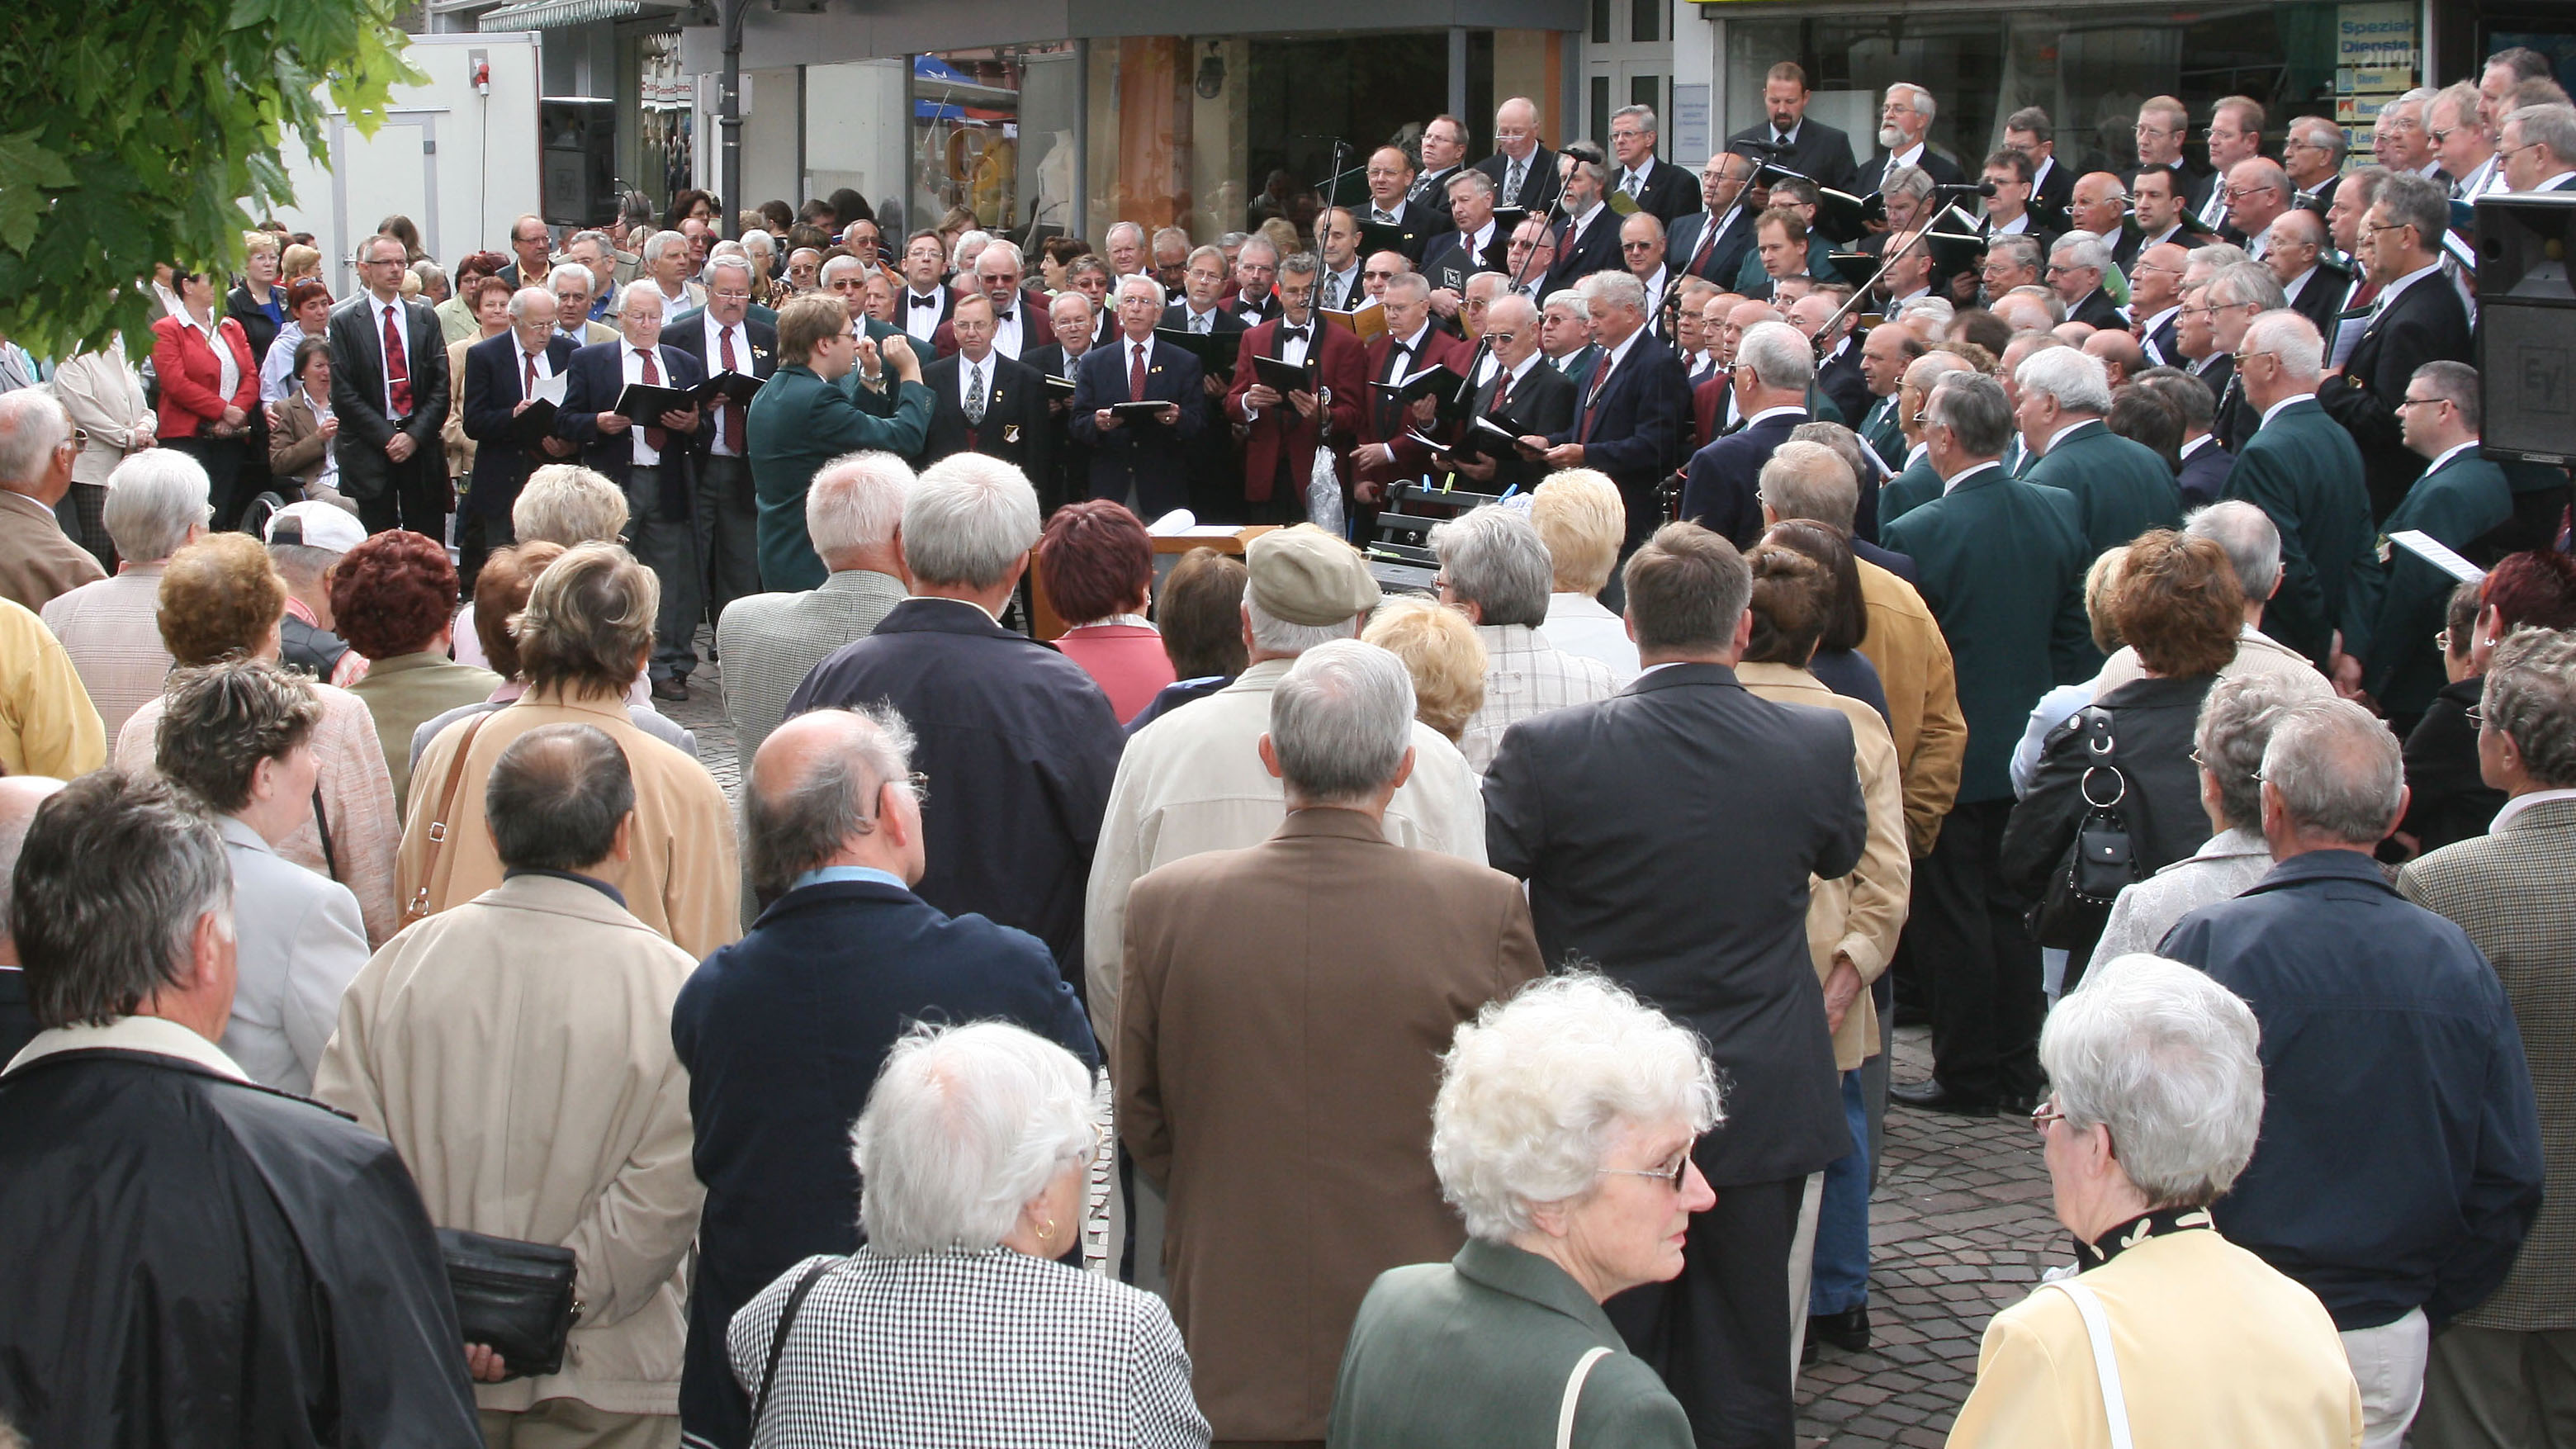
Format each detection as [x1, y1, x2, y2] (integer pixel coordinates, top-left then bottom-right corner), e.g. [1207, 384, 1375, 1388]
[1037, 1217, 1057, 1238]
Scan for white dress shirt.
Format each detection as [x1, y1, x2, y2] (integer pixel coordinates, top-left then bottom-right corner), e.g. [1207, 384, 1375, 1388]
[174, 310, 242, 405]
[988, 296, 1027, 359]
[619, 344, 669, 466]
[700, 315, 753, 455]
[1941, 458, 2003, 496]
[259, 320, 308, 405]
[367, 296, 413, 419]
[902, 287, 946, 343]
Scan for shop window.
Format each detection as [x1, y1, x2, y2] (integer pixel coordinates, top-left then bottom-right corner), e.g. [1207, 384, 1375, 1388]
[910, 45, 1080, 248]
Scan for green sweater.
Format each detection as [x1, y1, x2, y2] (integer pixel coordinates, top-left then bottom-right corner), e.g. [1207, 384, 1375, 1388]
[748, 363, 933, 593]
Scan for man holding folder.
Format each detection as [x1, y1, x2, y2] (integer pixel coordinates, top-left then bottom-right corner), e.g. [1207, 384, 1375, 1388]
[1226, 252, 1366, 523]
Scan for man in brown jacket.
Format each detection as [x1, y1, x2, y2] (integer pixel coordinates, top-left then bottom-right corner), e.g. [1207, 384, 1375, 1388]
[0, 391, 107, 612]
[1117, 639, 1545, 1447]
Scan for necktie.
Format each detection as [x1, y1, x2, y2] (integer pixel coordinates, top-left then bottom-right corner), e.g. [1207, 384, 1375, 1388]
[965, 362, 986, 428]
[637, 348, 666, 452]
[1505, 157, 1527, 201]
[1490, 368, 1517, 415]
[1776, 131, 1792, 147]
[1623, 170, 1643, 198]
[381, 304, 411, 416]
[1129, 343, 1148, 402]
[1376, 207, 1398, 225]
[1687, 214, 1721, 278]
[1579, 357, 1615, 441]
[1192, 311, 1210, 334]
[523, 351, 537, 395]
[719, 327, 745, 453]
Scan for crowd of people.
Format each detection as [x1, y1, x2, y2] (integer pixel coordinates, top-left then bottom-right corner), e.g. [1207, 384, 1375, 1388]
[0, 43, 2572, 1449]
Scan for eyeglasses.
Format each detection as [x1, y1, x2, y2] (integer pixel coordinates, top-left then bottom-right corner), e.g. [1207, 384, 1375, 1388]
[2499, 140, 2546, 163]
[1484, 330, 1518, 344]
[2030, 1100, 2069, 1133]
[2465, 703, 2488, 727]
[857, 771, 930, 827]
[1598, 1148, 1693, 1191]
[1622, 240, 1660, 252]
[2427, 126, 2458, 146]
[2367, 220, 2417, 241]
[2396, 395, 2451, 411]
[2222, 183, 2281, 202]
[2435, 627, 2455, 654]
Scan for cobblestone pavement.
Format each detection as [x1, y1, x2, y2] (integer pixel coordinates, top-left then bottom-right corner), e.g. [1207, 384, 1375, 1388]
[664, 642, 2061, 1449]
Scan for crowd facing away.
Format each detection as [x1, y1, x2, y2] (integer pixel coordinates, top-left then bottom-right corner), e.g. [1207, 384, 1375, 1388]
[0, 41, 2573, 1449]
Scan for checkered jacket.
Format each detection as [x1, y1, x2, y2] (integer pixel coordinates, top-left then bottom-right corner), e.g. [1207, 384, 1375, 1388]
[714, 569, 910, 765]
[1460, 623, 1621, 774]
[2397, 794, 2576, 1331]
[727, 1247, 1211, 1448]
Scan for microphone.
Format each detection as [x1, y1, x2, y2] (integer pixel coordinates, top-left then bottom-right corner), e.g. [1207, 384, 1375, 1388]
[1934, 181, 1999, 197]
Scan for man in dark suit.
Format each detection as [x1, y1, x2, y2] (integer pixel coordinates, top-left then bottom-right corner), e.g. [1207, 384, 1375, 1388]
[1068, 275, 1204, 519]
[2352, 361, 2516, 722]
[1409, 113, 1473, 232]
[1862, 83, 1966, 193]
[1356, 146, 1441, 263]
[1160, 244, 1252, 520]
[665, 256, 779, 640]
[2222, 310, 2379, 672]
[1543, 150, 1623, 295]
[1880, 372, 2092, 1118]
[1228, 236, 1285, 328]
[916, 291, 1054, 491]
[2129, 96, 2210, 215]
[1475, 96, 1562, 214]
[1020, 291, 1101, 514]
[1797, 297, 1875, 427]
[2133, 366, 2233, 506]
[1484, 523, 1866, 1449]
[2012, 346, 2183, 557]
[2125, 167, 2213, 266]
[1728, 62, 1863, 207]
[1351, 273, 1474, 507]
[1224, 253, 1366, 524]
[2003, 107, 2076, 233]
[889, 230, 956, 348]
[2316, 175, 2472, 520]
[672, 706, 1099, 1449]
[1855, 323, 1923, 471]
[1527, 271, 1692, 552]
[328, 232, 451, 537]
[459, 287, 580, 585]
[561, 281, 708, 699]
[2048, 233, 2128, 332]
[1539, 286, 1601, 391]
[1606, 104, 1697, 227]
[1682, 320, 1813, 547]
[930, 240, 1055, 362]
[2269, 211, 2351, 343]
[1418, 170, 1513, 300]
[1666, 152, 1764, 289]
[1437, 293, 1572, 497]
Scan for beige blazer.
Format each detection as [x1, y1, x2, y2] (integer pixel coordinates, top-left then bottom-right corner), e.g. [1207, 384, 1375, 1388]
[1857, 557, 1968, 858]
[400, 689, 741, 960]
[314, 872, 703, 1417]
[50, 348, 156, 486]
[1739, 661, 1911, 1069]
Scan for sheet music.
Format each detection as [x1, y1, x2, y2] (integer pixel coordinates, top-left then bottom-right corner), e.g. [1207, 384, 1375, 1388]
[528, 372, 568, 405]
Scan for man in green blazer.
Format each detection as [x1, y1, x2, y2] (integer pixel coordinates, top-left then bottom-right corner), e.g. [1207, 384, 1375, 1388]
[2013, 347, 2182, 554]
[1881, 369, 2092, 1118]
[1875, 351, 1973, 529]
[2220, 310, 2380, 673]
[2353, 360, 2512, 722]
[750, 294, 935, 594]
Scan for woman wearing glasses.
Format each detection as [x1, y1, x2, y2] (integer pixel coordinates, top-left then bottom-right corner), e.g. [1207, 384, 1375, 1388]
[1329, 973, 1716, 1449]
[1949, 954, 2363, 1447]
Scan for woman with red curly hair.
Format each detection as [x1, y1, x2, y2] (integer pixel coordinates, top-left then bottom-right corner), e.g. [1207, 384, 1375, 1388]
[2398, 550, 2576, 856]
[334, 530, 500, 805]
[1039, 500, 1175, 722]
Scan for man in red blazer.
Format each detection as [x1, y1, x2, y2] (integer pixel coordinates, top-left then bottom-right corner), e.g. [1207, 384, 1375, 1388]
[930, 240, 1055, 362]
[1350, 273, 1473, 506]
[1224, 254, 1366, 524]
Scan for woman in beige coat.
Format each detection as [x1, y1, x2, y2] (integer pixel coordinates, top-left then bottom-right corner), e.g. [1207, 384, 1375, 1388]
[50, 340, 158, 570]
[317, 721, 703, 1445]
[266, 336, 359, 514]
[402, 543, 740, 960]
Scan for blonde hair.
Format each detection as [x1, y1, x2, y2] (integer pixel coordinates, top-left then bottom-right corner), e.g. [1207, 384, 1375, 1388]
[280, 244, 321, 282]
[2085, 545, 2133, 656]
[241, 230, 280, 259]
[1362, 596, 1486, 742]
[1529, 470, 1627, 595]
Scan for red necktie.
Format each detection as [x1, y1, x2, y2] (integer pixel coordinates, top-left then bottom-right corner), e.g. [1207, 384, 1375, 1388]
[718, 327, 744, 453]
[1129, 343, 1147, 402]
[381, 304, 411, 416]
[638, 348, 667, 452]
[523, 351, 537, 395]
[1579, 358, 1614, 442]
[1687, 215, 1721, 278]
[1490, 368, 1516, 415]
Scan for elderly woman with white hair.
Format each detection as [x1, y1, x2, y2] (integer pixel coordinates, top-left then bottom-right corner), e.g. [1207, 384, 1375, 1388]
[40, 450, 211, 737]
[732, 1020, 1208, 1447]
[1949, 954, 2363, 1447]
[1328, 973, 1718, 1449]
[1528, 469, 1641, 681]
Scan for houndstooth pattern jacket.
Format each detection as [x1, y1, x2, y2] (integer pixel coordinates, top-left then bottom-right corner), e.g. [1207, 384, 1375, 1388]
[727, 1247, 1211, 1448]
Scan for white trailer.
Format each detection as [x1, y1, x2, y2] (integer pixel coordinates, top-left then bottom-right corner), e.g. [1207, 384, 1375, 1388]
[268, 31, 545, 297]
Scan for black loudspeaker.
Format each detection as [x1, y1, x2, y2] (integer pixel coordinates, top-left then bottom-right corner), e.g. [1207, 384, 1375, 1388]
[541, 99, 619, 230]
[2476, 192, 2576, 466]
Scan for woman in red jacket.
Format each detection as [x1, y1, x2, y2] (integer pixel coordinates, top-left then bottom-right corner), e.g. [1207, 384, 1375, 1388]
[152, 267, 259, 528]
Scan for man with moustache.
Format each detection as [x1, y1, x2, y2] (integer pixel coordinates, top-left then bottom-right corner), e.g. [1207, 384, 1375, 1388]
[1230, 236, 1284, 326]
[1864, 83, 1964, 192]
[931, 241, 1054, 362]
[1544, 148, 1624, 293]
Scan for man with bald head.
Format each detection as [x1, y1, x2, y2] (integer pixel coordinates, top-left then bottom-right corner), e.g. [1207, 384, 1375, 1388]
[2266, 209, 2350, 339]
[673, 702, 1098, 1445]
[0, 774, 66, 1059]
[2223, 158, 2295, 260]
[1450, 293, 1574, 496]
[2081, 328, 2143, 389]
[2130, 240, 2195, 365]
[2066, 173, 2133, 263]
[1476, 96, 1563, 211]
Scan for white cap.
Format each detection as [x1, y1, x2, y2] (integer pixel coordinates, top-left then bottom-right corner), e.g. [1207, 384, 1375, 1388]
[264, 500, 367, 554]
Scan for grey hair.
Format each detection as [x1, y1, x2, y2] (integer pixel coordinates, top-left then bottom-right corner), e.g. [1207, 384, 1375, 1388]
[1049, 291, 1094, 324]
[1988, 234, 2045, 276]
[2017, 344, 2114, 414]
[2241, 309, 2323, 381]
[1577, 269, 1647, 317]
[1183, 244, 1225, 274]
[0, 390, 71, 489]
[704, 253, 755, 288]
[2194, 674, 2300, 829]
[851, 1020, 1098, 1255]
[1276, 250, 1318, 281]
[1758, 440, 1859, 532]
[2050, 232, 2110, 274]
[1888, 82, 1936, 123]
[1564, 147, 1609, 194]
[2207, 261, 2288, 312]
[1104, 220, 1145, 249]
[819, 253, 871, 287]
[2185, 500, 2283, 602]
[1246, 595, 1364, 656]
[2484, 628, 2576, 789]
[1926, 371, 2015, 457]
[642, 229, 689, 265]
[901, 453, 1041, 590]
[2378, 173, 2454, 248]
[1880, 164, 1936, 202]
[1432, 972, 1722, 1241]
[1150, 225, 1190, 253]
[951, 231, 992, 271]
[485, 723, 635, 873]
[1893, 296, 1956, 335]
[2505, 104, 2576, 165]
[2261, 698, 2404, 844]
[12, 770, 234, 1030]
[2413, 360, 2482, 434]
[102, 450, 211, 561]
[548, 265, 594, 302]
[1736, 320, 1816, 392]
[1542, 289, 1590, 322]
[2043, 954, 2265, 1208]
[564, 228, 613, 260]
[741, 228, 776, 258]
[1268, 640, 1416, 805]
[1236, 234, 1278, 263]
[746, 703, 916, 898]
[0, 777, 67, 956]
[1380, 272, 1431, 305]
[514, 464, 628, 547]
[807, 450, 915, 558]
[1612, 103, 1659, 135]
[1430, 504, 1554, 628]
[505, 285, 555, 322]
[1115, 273, 1165, 306]
[2289, 116, 2349, 168]
[977, 239, 1025, 273]
[613, 280, 665, 315]
[1447, 168, 1498, 199]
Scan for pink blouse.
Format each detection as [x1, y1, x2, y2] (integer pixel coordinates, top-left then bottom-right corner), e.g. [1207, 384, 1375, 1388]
[1053, 623, 1178, 725]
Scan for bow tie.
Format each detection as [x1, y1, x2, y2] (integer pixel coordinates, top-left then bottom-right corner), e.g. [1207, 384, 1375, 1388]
[907, 292, 940, 308]
[1281, 325, 1308, 342]
[993, 310, 1014, 325]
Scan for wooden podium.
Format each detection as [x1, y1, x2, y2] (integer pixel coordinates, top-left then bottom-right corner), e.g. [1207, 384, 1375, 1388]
[1028, 525, 1278, 641]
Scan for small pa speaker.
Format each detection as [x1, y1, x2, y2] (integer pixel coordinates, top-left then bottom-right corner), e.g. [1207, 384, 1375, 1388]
[2476, 192, 2576, 465]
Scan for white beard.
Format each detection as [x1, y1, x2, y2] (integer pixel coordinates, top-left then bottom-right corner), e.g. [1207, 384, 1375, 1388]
[1878, 125, 1906, 151]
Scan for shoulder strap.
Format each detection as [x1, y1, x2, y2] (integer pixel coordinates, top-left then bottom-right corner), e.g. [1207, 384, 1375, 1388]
[1555, 1345, 1613, 1449]
[405, 711, 494, 923]
[751, 1257, 838, 1432]
[310, 786, 339, 878]
[2043, 1281, 2135, 1449]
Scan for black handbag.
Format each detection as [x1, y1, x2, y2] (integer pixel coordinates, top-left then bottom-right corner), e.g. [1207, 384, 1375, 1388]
[2029, 707, 2143, 949]
[438, 1228, 580, 1380]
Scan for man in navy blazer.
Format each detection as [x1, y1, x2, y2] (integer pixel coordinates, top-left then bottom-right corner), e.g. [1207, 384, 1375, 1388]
[672, 708, 1097, 1449]
[1542, 152, 1626, 295]
[1665, 153, 1764, 288]
[665, 257, 779, 643]
[560, 282, 708, 698]
[1681, 320, 1814, 548]
[1068, 275, 1203, 519]
[460, 287, 580, 585]
[1525, 272, 1693, 554]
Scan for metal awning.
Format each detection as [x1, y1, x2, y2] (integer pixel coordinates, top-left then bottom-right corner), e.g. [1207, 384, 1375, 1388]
[479, 0, 675, 30]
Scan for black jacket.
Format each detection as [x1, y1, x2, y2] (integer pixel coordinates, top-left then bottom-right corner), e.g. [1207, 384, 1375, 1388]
[1472, 358, 1577, 496]
[1727, 117, 1863, 202]
[325, 293, 450, 501]
[0, 1046, 483, 1445]
[1681, 406, 1808, 548]
[1543, 204, 1627, 293]
[1484, 664, 1866, 1186]
[784, 598, 1125, 991]
[1664, 206, 1760, 288]
[670, 879, 1098, 1447]
[1475, 145, 1564, 212]
[2318, 272, 2474, 520]
[918, 351, 1056, 483]
[2000, 674, 2220, 938]
[1611, 156, 1699, 227]
[1547, 333, 1693, 544]
[460, 331, 580, 521]
[1066, 334, 1206, 519]
[2398, 675, 2506, 855]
